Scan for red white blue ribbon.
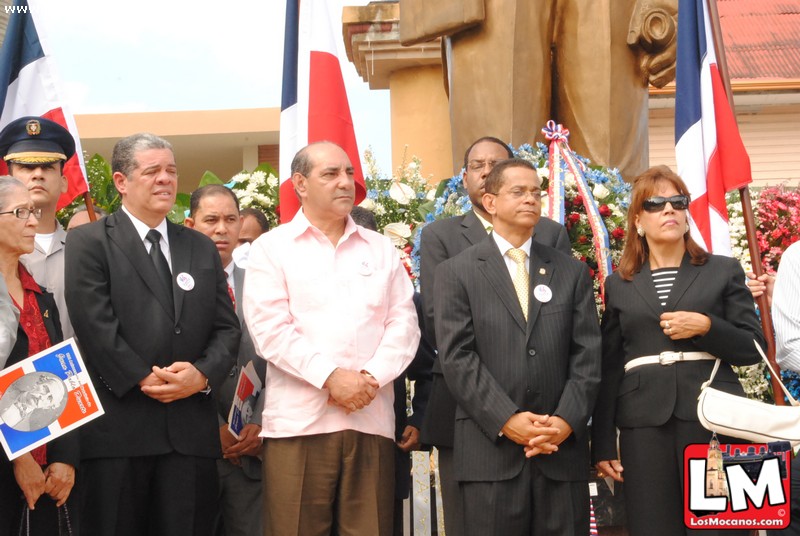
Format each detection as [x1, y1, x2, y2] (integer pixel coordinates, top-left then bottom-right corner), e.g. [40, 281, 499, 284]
[543, 121, 613, 297]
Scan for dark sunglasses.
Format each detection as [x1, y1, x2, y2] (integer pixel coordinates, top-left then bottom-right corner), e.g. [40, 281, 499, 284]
[642, 195, 690, 212]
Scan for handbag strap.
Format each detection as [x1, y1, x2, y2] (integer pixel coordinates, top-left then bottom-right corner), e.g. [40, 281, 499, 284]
[700, 340, 800, 407]
[702, 358, 722, 389]
[17, 503, 72, 536]
[754, 340, 800, 407]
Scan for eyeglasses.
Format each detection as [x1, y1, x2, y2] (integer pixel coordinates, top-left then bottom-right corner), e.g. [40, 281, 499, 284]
[0, 207, 42, 220]
[490, 188, 543, 201]
[642, 195, 690, 212]
[467, 159, 500, 172]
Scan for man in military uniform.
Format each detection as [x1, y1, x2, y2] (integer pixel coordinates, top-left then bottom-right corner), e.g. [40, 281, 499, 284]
[0, 116, 76, 338]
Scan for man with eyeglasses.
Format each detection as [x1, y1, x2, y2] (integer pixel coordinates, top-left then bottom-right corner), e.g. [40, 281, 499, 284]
[0, 117, 75, 339]
[417, 136, 570, 534]
[433, 158, 600, 535]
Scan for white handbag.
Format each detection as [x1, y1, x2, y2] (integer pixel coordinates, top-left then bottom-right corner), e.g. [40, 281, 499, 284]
[697, 340, 800, 447]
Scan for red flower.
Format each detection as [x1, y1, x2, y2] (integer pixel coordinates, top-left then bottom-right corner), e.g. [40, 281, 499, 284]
[598, 205, 611, 217]
[612, 228, 625, 240]
[578, 235, 589, 244]
[568, 213, 581, 224]
[573, 195, 583, 206]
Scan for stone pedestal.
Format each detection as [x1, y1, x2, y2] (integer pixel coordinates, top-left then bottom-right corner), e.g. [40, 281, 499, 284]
[343, 2, 454, 182]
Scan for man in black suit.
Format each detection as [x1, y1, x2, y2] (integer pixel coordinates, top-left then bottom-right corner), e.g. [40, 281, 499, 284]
[64, 133, 240, 536]
[418, 136, 570, 534]
[184, 184, 265, 536]
[434, 158, 601, 535]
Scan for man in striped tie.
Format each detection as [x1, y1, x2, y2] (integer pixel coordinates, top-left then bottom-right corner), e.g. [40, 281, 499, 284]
[433, 158, 601, 536]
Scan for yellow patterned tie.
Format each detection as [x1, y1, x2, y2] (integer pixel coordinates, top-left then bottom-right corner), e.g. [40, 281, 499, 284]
[507, 248, 529, 321]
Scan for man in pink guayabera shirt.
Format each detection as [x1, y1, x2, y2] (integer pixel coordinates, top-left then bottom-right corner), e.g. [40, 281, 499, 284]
[242, 141, 420, 536]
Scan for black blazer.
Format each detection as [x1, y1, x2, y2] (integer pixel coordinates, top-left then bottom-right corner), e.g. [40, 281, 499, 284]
[64, 211, 240, 460]
[216, 265, 265, 481]
[591, 253, 765, 462]
[418, 211, 570, 447]
[434, 239, 601, 482]
[1, 286, 78, 468]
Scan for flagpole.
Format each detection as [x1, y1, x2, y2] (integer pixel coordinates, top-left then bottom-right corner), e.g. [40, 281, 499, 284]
[82, 192, 96, 222]
[705, 0, 783, 406]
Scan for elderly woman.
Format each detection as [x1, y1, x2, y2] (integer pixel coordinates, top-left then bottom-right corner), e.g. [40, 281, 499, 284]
[0, 177, 77, 534]
[591, 166, 764, 536]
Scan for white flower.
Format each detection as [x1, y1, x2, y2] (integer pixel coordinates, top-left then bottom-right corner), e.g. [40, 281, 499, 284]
[389, 182, 415, 205]
[359, 198, 376, 211]
[536, 167, 550, 180]
[540, 196, 549, 215]
[565, 172, 576, 187]
[383, 222, 412, 247]
[267, 175, 279, 188]
[592, 183, 610, 200]
[426, 189, 437, 201]
[407, 161, 418, 171]
[374, 203, 386, 216]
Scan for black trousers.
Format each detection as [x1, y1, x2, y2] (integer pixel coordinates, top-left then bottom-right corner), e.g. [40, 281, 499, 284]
[78, 452, 218, 536]
[620, 416, 748, 536]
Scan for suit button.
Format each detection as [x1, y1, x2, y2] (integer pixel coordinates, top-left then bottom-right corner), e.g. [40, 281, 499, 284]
[174, 326, 182, 334]
[528, 349, 536, 356]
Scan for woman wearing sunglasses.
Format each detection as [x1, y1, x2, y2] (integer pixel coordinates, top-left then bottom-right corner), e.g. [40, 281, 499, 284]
[591, 166, 764, 535]
[0, 176, 76, 535]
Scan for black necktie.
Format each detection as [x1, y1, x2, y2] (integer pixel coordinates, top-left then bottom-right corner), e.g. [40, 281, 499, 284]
[145, 229, 173, 302]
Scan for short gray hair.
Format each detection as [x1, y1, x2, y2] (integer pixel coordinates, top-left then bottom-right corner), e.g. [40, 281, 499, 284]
[112, 133, 174, 177]
[0, 176, 27, 211]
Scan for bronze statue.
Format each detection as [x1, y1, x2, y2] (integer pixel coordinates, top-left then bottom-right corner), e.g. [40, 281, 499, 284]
[400, 0, 678, 179]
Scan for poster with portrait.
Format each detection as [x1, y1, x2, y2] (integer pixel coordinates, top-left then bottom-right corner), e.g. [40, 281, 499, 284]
[227, 361, 262, 440]
[0, 338, 104, 460]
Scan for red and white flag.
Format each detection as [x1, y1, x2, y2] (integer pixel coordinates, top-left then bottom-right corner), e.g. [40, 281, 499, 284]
[0, 0, 88, 210]
[674, 0, 751, 256]
[279, 0, 366, 223]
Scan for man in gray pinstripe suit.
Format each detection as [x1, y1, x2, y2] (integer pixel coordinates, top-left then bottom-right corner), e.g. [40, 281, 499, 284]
[434, 159, 601, 535]
[418, 136, 569, 536]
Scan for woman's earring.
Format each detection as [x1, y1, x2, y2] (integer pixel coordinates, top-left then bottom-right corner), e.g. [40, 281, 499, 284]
[685, 223, 690, 234]
[637, 226, 645, 237]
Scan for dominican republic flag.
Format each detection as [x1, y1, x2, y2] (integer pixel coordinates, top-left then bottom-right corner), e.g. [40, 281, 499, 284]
[280, 0, 366, 223]
[0, 0, 88, 210]
[674, 0, 751, 256]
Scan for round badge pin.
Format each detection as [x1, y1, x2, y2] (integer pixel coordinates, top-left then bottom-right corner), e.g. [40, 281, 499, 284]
[358, 260, 373, 276]
[533, 284, 552, 303]
[176, 272, 195, 291]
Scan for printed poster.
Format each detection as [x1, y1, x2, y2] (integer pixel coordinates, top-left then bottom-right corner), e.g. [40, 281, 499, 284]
[0, 338, 104, 460]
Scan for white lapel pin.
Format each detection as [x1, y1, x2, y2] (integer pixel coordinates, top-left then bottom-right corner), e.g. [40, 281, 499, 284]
[534, 284, 552, 303]
[176, 272, 195, 291]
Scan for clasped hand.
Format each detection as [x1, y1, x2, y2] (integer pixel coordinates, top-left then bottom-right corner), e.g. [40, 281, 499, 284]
[501, 412, 572, 458]
[13, 455, 75, 509]
[220, 424, 263, 465]
[324, 368, 378, 414]
[140, 361, 207, 403]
